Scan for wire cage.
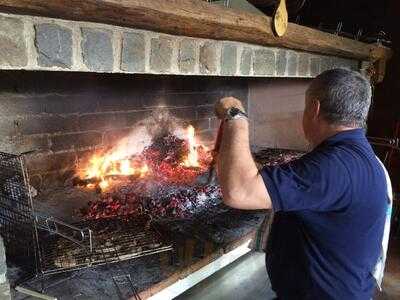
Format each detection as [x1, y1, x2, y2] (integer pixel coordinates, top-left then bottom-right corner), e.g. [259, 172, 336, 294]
[0, 152, 39, 279]
[38, 215, 173, 275]
[0, 151, 173, 283]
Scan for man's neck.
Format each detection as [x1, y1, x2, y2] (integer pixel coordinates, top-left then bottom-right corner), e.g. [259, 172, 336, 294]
[311, 124, 359, 148]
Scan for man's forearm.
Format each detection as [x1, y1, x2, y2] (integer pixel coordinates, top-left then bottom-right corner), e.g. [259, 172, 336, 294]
[217, 119, 271, 209]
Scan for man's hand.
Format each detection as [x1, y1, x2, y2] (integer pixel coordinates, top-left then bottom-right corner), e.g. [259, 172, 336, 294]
[215, 97, 245, 119]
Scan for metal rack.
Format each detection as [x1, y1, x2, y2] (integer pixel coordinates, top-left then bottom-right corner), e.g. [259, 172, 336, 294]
[0, 151, 173, 298]
[0, 152, 39, 278]
[39, 216, 173, 275]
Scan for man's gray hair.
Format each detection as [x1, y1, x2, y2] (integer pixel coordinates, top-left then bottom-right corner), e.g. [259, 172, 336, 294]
[306, 68, 372, 128]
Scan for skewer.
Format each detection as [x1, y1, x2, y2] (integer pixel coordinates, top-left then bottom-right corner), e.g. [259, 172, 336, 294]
[15, 286, 57, 300]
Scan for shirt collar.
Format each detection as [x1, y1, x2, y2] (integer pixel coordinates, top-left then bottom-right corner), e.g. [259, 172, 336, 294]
[319, 128, 366, 147]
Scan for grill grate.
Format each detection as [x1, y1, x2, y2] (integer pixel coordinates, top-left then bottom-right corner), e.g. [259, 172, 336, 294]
[0, 151, 173, 282]
[38, 216, 172, 275]
[0, 152, 38, 277]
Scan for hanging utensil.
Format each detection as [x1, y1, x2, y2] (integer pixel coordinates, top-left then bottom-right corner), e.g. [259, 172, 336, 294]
[273, 0, 288, 37]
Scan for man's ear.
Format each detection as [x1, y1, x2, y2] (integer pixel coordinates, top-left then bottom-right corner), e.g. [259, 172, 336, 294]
[312, 99, 321, 120]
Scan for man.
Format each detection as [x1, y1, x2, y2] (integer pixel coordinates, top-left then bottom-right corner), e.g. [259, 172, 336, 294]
[215, 68, 391, 300]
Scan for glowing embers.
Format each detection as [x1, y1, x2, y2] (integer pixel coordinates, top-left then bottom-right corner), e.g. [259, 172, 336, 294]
[78, 125, 212, 192]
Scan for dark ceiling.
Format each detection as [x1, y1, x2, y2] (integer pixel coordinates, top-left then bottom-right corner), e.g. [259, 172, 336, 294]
[251, 0, 393, 45]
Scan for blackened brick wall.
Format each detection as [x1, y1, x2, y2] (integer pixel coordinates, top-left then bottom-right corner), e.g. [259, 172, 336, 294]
[0, 71, 248, 189]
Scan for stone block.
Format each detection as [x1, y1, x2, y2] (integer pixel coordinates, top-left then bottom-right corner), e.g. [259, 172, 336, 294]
[26, 152, 77, 173]
[330, 58, 341, 69]
[0, 281, 10, 300]
[178, 38, 196, 73]
[35, 23, 73, 68]
[0, 93, 98, 116]
[191, 119, 210, 131]
[320, 56, 335, 72]
[97, 94, 143, 112]
[347, 59, 360, 71]
[276, 49, 287, 76]
[103, 128, 132, 145]
[81, 28, 114, 72]
[79, 113, 127, 131]
[50, 132, 102, 152]
[360, 61, 371, 79]
[199, 42, 217, 74]
[287, 51, 298, 76]
[146, 92, 221, 108]
[150, 37, 173, 73]
[334, 58, 359, 71]
[196, 105, 214, 119]
[240, 47, 252, 76]
[220, 44, 237, 76]
[168, 107, 196, 120]
[253, 49, 275, 76]
[298, 53, 310, 77]
[0, 237, 5, 263]
[210, 117, 220, 129]
[0, 15, 27, 67]
[0, 263, 6, 280]
[18, 115, 79, 135]
[4, 135, 49, 154]
[310, 56, 321, 77]
[121, 32, 145, 73]
[0, 118, 18, 137]
[125, 111, 152, 127]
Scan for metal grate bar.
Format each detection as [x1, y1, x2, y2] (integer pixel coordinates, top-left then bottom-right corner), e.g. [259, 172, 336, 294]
[35, 214, 93, 251]
[38, 216, 173, 275]
[0, 151, 38, 277]
[112, 274, 142, 300]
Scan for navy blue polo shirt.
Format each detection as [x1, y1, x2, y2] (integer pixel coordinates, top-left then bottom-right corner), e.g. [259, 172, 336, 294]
[260, 129, 388, 300]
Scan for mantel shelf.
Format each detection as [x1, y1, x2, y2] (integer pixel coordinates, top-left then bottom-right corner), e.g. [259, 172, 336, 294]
[0, 0, 392, 62]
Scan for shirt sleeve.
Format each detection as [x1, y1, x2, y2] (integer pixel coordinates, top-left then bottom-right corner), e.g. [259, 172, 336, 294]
[260, 150, 351, 212]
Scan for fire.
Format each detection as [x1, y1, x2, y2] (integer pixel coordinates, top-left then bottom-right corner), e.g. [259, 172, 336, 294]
[120, 159, 134, 175]
[80, 124, 206, 191]
[99, 179, 110, 190]
[83, 152, 150, 191]
[182, 125, 199, 168]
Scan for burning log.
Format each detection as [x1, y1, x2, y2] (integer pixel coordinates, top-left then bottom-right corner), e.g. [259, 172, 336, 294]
[73, 124, 219, 221]
[77, 125, 212, 192]
[72, 177, 99, 187]
[73, 174, 143, 188]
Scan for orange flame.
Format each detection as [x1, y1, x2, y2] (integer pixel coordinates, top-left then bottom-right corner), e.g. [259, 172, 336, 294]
[182, 125, 199, 168]
[81, 124, 203, 191]
[83, 152, 149, 191]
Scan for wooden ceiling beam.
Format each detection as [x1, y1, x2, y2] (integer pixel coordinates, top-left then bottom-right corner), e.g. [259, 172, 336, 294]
[0, 0, 392, 62]
[247, 0, 275, 7]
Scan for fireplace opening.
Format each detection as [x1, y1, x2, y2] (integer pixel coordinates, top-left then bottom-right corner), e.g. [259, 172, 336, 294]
[0, 71, 308, 299]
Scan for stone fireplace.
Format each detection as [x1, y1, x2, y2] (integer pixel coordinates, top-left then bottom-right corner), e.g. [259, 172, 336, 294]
[0, 5, 380, 299]
[0, 11, 362, 186]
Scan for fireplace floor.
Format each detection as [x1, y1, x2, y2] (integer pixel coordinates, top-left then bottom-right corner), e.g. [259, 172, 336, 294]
[10, 208, 267, 299]
[8, 147, 303, 299]
[176, 251, 275, 300]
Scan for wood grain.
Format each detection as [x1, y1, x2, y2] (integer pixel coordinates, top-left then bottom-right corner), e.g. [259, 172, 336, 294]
[0, 0, 392, 61]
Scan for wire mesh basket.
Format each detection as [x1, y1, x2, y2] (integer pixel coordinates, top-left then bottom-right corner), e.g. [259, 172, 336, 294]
[0, 151, 173, 281]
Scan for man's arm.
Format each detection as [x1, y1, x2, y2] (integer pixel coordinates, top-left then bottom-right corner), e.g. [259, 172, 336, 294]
[216, 98, 272, 210]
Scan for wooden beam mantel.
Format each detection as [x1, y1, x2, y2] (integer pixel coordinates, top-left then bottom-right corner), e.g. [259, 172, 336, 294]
[0, 0, 392, 62]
